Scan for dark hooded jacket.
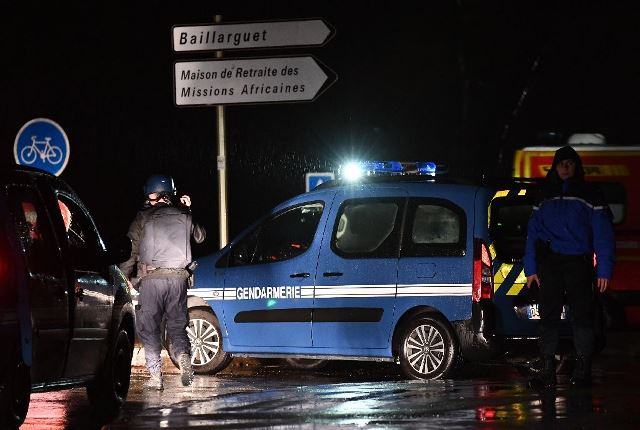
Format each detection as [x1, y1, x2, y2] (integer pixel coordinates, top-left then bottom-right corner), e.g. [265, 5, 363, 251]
[523, 145, 615, 279]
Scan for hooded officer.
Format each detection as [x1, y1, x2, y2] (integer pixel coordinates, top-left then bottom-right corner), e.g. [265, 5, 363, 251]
[119, 174, 205, 390]
[524, 145, 615, 388]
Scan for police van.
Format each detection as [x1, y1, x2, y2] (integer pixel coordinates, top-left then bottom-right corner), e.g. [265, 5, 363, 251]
[179, 161, 592, 380]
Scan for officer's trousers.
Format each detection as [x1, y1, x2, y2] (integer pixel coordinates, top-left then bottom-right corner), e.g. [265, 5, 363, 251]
[537, 253, 595, 358]
[136, 275, 191, 375]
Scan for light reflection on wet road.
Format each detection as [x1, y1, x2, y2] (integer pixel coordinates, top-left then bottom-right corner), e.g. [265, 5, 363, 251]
[22, 332, 640, 429]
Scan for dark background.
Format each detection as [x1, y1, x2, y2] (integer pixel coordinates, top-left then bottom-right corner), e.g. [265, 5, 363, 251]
[2, 1, 638, 256]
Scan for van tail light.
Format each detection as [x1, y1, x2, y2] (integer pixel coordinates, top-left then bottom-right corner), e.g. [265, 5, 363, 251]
[473, 239, 493, 302]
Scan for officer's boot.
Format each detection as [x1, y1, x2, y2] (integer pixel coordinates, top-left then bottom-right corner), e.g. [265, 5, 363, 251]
[528, 355, 557, 389]
[179, 353, 194, 387]
[144, 372, 163, 390]
[570, 355, 592, 388]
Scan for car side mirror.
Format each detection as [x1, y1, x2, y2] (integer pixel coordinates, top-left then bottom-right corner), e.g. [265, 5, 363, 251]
[105, 235, 132, 265]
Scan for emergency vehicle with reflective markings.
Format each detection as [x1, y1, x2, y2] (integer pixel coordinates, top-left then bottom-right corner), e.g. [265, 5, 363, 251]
[176, 161, 594, 380]
[514, 141, 640, 327]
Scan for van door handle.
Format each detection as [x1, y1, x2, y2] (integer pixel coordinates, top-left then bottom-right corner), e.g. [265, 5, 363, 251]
[323, 272, 343, 277]
[290, 272, 310, 278]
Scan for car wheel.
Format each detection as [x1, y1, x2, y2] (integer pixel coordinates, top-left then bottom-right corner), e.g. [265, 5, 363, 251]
[283, 358, 328, 370]
[87, 329, 132, 417]
[0, 355, 30, 429]
[167, 308, 231, 374]
[398, 315, 457, 380]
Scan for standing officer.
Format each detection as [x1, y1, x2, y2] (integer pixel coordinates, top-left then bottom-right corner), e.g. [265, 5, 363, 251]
[119, 174, 206, 390]
[524, 145, 615, 388]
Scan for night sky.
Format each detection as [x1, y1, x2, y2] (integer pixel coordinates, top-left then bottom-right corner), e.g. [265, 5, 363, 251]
[2, 1, 638, 256]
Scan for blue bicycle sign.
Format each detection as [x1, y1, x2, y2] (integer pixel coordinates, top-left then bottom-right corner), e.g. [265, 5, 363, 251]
[14, 118, 70, 176]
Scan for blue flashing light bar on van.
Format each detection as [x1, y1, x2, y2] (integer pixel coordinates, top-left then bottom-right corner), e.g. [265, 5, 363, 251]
[339, 160, 438, 181]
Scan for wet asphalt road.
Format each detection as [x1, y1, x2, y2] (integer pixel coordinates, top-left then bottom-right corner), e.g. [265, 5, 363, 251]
[22, 331, 640, 429]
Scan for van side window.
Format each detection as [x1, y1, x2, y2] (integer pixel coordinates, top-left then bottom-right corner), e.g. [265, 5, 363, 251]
[331, 198, 402, 258]
[402, 199, 466, 257]
[7, 185, 62, 277]
[228, 202, 324, 267]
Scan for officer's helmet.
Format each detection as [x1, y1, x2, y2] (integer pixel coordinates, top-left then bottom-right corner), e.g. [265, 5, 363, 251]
[144, 174, 176, 196]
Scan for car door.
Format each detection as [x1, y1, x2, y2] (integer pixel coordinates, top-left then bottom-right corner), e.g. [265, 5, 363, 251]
[5, 183, 69, 383]
[219, 200, 326, 348]
[313, 189, 405, 350]
[55, 192, 114, 378]
[396, 195, 473, 322]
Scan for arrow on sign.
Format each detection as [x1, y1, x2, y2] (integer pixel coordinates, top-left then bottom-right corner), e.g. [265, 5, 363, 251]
[174, 56, 336, 106]
[172, 19, 334, 52]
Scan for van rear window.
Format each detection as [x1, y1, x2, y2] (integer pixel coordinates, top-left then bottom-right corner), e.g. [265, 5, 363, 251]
[490, 199, 534, 262]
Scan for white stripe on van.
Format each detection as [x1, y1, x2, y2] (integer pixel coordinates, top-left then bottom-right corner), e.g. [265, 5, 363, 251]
[188, 283, 472, 301]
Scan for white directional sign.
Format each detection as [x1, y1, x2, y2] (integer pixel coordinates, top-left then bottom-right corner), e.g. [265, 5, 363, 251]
[172, 19, 334, 52]
[174, 56, 335, 106]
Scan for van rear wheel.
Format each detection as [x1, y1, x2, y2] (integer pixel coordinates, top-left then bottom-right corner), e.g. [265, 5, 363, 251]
[398, 316, 457, 380]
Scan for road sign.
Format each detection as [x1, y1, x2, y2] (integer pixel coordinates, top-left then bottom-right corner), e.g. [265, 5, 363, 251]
[172, 19, 334, 52]
[305, 172, 335, 192]
[174, 55, 336, 106]
[14, 118, 70, 176]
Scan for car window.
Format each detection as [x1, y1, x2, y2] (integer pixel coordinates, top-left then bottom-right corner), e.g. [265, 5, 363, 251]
[56, 194, 105, 271]
[228, 202, 324, 267]
[402, 198, 466, 257]
[331, 198, 402, 258]
[490, 196, 533, 262]
[7, 185, 62, 277]
[596, 182, 625, 225]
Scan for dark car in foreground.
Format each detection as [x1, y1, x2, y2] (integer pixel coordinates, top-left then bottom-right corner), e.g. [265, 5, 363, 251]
[0, 166, 135, 428]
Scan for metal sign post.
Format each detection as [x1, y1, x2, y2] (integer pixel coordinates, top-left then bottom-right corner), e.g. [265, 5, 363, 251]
[214, 15, 229, 249]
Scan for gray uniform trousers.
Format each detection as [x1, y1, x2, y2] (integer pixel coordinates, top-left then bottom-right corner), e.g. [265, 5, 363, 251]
[136, 273, 191, 375]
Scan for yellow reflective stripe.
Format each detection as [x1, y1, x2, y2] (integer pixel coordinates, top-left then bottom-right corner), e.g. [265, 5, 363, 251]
[489, 242, 497, 260]
[518, 189, 527, 196]
[507, 283, 525, 296]
[506, 269, 527, 296]
[493, 264, 527, 295]
[514, 269, 527, 284]
[493, 190, 509, 198]
[493, 267, 506, 292]
[493, 262, 512, 293]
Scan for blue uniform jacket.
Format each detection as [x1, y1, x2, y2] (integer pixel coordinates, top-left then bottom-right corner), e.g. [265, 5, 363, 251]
[524, 177, 615, 280]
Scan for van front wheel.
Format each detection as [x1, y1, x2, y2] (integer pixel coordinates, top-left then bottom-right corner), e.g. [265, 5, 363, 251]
[398, 316, 457, 380]
[166, 308, 232, 375]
